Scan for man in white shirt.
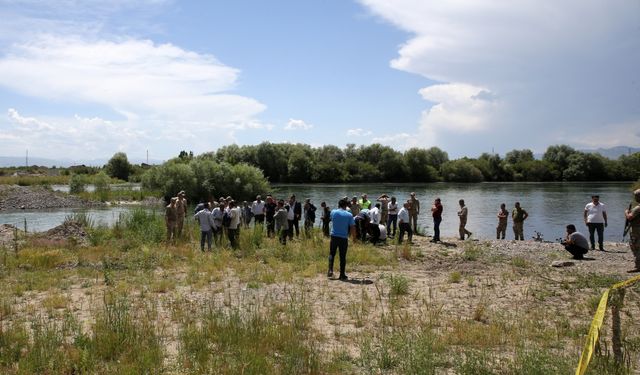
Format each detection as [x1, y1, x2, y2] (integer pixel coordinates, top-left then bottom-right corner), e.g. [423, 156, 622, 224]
[386, 196, 398, 237]
[194, 203, 215, 252]
[584, 195, 608, 251]
[368, 203, 381, 244]
[398, 202, 412, 244]
[252, 195, 266, 228]
[228, 200, 241, 249]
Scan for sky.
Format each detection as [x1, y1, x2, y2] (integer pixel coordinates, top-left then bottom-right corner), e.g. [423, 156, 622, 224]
[0, 0, 638, 162]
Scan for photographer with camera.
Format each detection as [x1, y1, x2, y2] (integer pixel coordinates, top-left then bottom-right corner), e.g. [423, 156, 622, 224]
[561, 224, 589, 260]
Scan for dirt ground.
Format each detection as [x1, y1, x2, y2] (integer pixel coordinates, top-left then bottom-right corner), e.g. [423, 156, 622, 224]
[6, 234, 640, 372]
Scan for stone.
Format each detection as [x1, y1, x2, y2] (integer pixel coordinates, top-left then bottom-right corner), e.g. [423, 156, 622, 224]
[551, 260, 575, 268]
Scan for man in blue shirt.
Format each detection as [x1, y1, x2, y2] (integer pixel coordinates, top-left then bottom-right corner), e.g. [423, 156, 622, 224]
[328, 198, 356, 281]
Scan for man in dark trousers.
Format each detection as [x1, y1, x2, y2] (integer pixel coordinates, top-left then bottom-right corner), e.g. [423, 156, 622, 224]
[328, 198, 356, 281]
[561, 224, 589, 260]
[288, 194, 302, 238]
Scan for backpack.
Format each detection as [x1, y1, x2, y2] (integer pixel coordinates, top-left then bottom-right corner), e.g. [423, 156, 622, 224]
[222, 211, 232, 227]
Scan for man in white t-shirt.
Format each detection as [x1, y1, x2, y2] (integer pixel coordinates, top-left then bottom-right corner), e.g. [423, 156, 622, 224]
[584, 195, 608, 251]
[228, 200, 241, 249]
[252, 195, 266, 227]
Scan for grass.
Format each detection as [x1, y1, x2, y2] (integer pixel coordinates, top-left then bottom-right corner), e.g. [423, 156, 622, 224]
[0, 210, 638, 374]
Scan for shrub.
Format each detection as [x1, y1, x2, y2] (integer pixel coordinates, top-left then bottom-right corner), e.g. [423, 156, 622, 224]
[69, 174, 87, 194]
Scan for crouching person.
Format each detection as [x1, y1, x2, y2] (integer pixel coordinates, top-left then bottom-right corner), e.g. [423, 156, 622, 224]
[562, 224, 589, 260]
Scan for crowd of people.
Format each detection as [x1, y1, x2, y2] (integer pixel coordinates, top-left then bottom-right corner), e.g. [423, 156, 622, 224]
[165, 188, 640, 278]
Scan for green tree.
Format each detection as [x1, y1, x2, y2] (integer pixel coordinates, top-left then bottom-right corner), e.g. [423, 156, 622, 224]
[105, 152, 133, 181]
[404, 148, 439, 182]
[441, 159, 484, 182]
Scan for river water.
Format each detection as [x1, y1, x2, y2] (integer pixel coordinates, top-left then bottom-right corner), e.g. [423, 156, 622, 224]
[272, 182, 635, 242]
[0, 182, 635, 241]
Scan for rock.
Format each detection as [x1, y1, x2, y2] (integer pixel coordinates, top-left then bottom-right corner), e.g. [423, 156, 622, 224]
[551, 260, 575, 268]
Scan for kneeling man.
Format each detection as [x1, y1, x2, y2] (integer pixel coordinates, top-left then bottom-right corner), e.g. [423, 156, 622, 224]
[562, 224, 589, 260]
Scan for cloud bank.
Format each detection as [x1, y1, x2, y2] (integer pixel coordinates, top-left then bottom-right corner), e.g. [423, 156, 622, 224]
[359, 0, 640, 155]
[0, 35, 267, 159]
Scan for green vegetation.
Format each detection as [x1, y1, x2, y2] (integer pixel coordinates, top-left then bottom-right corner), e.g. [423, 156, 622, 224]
[141, 157, 270, 202]
[210, 142, 640, 183]
[0, 212, 638, 374]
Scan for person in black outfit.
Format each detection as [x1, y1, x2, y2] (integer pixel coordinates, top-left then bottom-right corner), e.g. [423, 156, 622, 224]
[289, 194, 302, 238]
[264, 195, 277, 238]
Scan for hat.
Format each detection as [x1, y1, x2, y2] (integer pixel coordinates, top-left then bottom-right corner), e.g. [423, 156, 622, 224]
[410, 192, 416, 196]
[178, 190, 185, 195]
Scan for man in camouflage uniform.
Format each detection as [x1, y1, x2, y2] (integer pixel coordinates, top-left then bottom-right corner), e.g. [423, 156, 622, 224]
[624, 189, 640, 273]
[175, 190, 188, 237]
[165, 197, 178, 242]
[408, 192, 420, 233]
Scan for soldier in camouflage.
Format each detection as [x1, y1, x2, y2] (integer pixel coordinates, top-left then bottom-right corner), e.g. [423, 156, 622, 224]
[624, 189, 640, 273]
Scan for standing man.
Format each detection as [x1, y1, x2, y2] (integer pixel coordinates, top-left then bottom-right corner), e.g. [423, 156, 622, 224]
[359, 194, 372, 210]
[398, 201, 413, 244]
[409, 192, 420, 233]
[512, 202, 529, 241]
[252, 195, 265, 229]
[175, 190, 188, 238]
[624, 189, 640, 273]
[458, 199, 472, 240]
[320, 201, 331, 237]
[194, 203, 215, 252]
[349, 196, 361, 217]
[303, 198, 317, 235]
[377, 194, 390, 227]
[289, 194, 302, 238]
[165, 197, 178, 242]
[431, 198, 443, 243]
[561, 224, 589, 260]
[211, 202, 224, 246]
[327, 198, 356, 281]
[584, 195, 608, 251]
[227, 200, 241, 249]
[496, 203, 508, 240]
[274, 199, 289, 245]
[387, 196, 398, 238]
[264, 195, 277, 238]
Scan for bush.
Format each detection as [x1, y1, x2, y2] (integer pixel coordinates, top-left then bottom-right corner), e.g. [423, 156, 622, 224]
[142, 157, 270, 202]
[69, 174, 87, 194]
[94, 172, 111, 202]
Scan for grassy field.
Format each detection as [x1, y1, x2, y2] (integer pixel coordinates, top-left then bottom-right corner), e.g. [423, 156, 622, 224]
[0, 210, 639, 374]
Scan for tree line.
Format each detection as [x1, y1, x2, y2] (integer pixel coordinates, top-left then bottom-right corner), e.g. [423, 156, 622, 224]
[207, 143, 639, 183]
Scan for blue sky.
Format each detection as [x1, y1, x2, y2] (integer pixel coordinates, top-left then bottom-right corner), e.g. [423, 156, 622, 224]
[0, 0, 638, 162]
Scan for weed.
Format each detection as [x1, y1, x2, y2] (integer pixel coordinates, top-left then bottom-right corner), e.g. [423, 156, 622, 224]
[449, 271, 462, 283]
[388, 274, 410, 297]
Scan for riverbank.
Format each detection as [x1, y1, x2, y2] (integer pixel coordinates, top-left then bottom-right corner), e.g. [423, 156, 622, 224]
[0, 185, 102, 211]
[1, 224, 638, 373]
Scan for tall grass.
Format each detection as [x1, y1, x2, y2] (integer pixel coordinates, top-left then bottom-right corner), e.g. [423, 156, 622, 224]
[178, 293, 318, 374]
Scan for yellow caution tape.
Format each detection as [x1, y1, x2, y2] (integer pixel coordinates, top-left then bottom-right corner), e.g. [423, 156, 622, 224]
[576, 274, 640, 375]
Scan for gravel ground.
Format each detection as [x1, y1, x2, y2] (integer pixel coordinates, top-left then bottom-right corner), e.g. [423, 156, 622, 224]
[0, 185, 103, 211]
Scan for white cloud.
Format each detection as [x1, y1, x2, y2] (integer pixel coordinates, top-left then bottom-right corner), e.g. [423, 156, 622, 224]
[0, 35, 268, 158]
[346, 128, 372, 137]
[372, 133, 411, 149]
[359, 0, 640, 154]
[284, 118, 313, 131]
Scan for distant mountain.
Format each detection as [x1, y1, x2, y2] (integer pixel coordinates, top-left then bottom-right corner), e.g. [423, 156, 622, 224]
[580, 146, 640, 159]
[0, 156, 163, 168]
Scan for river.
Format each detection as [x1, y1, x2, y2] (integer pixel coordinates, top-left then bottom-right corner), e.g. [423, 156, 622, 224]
[0, 182, 635, 241]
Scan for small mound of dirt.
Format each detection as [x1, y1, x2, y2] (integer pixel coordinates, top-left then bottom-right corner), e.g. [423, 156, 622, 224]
[43, 221, 90, 247]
